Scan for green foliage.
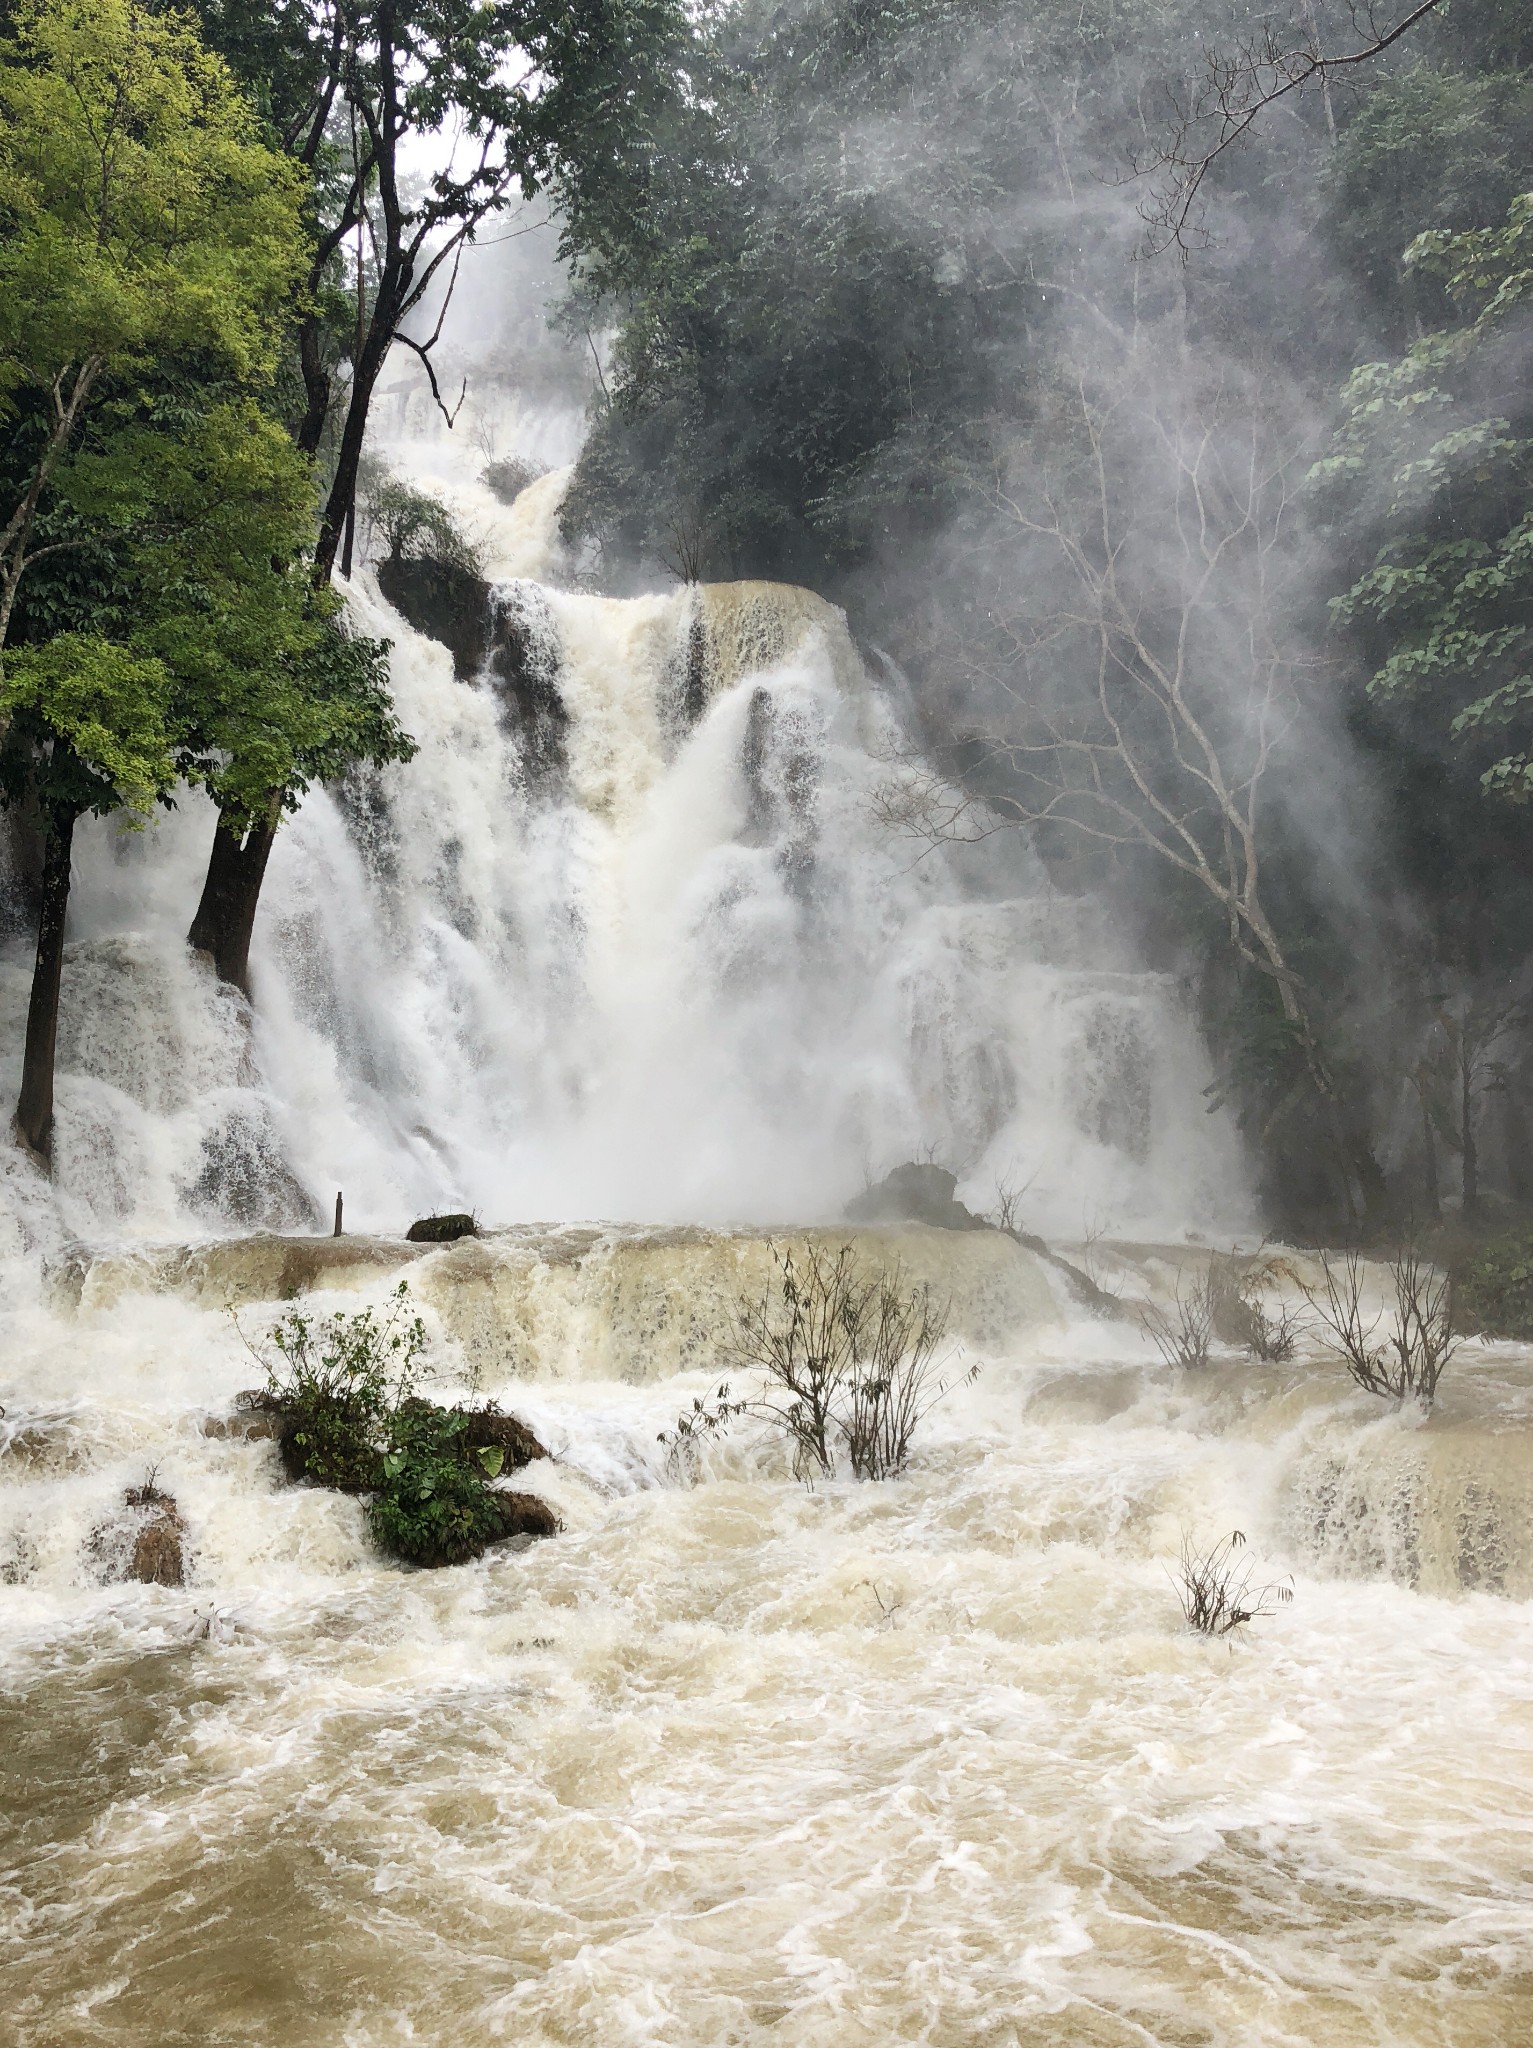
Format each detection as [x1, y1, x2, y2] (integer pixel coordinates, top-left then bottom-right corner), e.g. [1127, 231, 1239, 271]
[1322, 64, 1533, 339]
[254, 1281, 430, 1491]
[1452, 1228, 1533, 1339]
[1318, 191, 1533, 802]
[360, 471, 482, 577]
[0, 634, 176, 818]
[0, 0, 305, 402]
[368, 1400, 513, 1568]
[248, 1284, 550, 1566]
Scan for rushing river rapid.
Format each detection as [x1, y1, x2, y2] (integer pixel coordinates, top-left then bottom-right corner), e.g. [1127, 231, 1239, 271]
[2, 440, 1531, 2045]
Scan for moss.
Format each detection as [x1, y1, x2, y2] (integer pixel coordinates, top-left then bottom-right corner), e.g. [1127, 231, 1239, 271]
[1452, 1229, 1533, 1340]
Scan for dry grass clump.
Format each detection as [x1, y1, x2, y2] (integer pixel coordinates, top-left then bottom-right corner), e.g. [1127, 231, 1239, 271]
[1141, 1269, 1215, 1371]
[1209, 1252, 1307, 1361]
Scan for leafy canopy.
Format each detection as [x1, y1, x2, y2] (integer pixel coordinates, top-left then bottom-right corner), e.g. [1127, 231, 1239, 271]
[0, 0, 306, 402]
[1318, 190, 1533, 801]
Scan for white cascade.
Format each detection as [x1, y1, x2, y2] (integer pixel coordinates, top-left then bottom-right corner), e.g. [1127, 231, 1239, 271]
[0, 446, 1248, 1252]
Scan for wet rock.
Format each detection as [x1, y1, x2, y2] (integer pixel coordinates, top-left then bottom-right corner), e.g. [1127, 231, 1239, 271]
[184, 1107, 321, 1233]
[485, 585, 568, 780]
[200, 1392, 284, 1443]
[491, 1491, 561, 1543]
[481, 455, 546, 505]
[377, 554, 491, 679]
[456, 1401, 546, 1473]
[845, 1163, 987, 1232]
[406, 1212, 478, 1243]
[92, 1480, 187, 1587]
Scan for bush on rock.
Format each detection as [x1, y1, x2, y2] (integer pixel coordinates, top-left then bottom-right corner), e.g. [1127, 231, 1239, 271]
[243, 1284, 554, 1566]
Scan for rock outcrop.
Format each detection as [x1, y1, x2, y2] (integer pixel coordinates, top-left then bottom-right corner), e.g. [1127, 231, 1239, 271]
[845, 1163, 988, 1232]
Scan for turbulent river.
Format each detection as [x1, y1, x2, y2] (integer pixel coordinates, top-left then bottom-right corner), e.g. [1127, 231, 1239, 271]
[1, 434, 1531, 2045]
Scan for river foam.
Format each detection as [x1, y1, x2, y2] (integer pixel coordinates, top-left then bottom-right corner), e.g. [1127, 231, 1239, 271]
[2, 1233, 1533, 2044]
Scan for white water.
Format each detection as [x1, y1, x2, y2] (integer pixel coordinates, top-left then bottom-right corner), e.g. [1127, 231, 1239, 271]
[3, 1235, 1533, 2044]
[4, 427, 1532, 2044]
[0, 439, 1245, 1252]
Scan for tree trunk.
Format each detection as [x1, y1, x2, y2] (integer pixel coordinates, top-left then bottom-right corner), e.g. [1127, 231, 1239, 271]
[314, 313, 397, 584]
[1421, 1096, 1441, 1223]
[13, 805, 77, 1167]
[1461, 1055, 1479, 1222]
[295, 315, 333, 460]
[188, 798, 281, 996]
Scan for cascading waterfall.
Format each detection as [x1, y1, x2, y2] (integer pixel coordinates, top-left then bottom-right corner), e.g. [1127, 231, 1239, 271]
[0, 451, 1247, 1251]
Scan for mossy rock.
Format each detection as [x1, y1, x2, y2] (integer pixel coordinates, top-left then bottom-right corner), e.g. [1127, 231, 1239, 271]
[1452, 1229, 1533, 1340]
[456, 1402, 546, 1473]
[406, 1212, 478, 1243]
[377, 554, 490, 678]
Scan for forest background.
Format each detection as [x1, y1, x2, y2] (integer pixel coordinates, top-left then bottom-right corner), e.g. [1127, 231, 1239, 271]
[2, 0, 1530, 1242]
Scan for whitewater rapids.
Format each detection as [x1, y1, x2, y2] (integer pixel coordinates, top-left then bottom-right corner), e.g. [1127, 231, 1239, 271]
[3, 1232, 1533, 2045]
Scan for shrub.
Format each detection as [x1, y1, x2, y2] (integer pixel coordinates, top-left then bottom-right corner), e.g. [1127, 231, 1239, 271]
[240, 1286, 554, 1565]
[658, 1381, 745, 1483]
[1141, 1269, 1214, 1371]
[1208, 1252, 1306, 1362]
[1306, 1248, 1457, 1408]
[369, 1403, 512, 1566]
[1174, 1531, 1292, 1637]
[481, 454, 545, 504]
[735, 1245, 968, 1481]
[248, 1282, 429, 1491]
[1452, 1229, 1533, 1341]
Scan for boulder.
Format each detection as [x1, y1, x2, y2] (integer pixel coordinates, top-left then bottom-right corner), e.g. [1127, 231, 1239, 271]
[844, 1163, 988, 1232]
[456, 1401, 546, 1473]
[492, 1491, 561, 1543]
[406, 1212, 478, 1243]
[377, 554, 491, 679]
[481, 455, 546, 505]
[92, 1480, 186, 1586]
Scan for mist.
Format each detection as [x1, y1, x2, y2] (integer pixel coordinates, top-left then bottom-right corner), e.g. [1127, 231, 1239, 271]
[3, 3, 1533, 2041]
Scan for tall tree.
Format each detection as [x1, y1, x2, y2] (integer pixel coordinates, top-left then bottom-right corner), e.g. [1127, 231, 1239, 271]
[182, 0, 686, 982]
[0, 0, 306, 681]
[0, 0, 409, 1160]
[0, 637, 177, 1163]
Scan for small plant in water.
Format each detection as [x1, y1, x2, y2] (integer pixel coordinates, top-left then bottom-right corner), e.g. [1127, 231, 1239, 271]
[658, 1381, 746, 1483]
[1208, 1252, 1307, 1362]
[239, 1281, 430, 1492]
[1306, 1248, 1457, 1408]
[1141, 1268, 1215, 1371]
[1174, 1530, 1292, 1637]
[736, 1244, 970, 1481]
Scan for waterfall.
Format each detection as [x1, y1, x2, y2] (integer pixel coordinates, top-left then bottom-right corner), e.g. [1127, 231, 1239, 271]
[0, 446, 1248, 1250]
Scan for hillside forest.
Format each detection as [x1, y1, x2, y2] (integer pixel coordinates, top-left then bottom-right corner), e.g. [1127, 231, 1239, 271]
[2, 0, 1531, 1241]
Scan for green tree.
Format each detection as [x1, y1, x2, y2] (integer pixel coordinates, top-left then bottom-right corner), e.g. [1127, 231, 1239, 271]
[1319, 191, 1533, 802]
[0, 0, 306, 678]
[0, 0, 412, 1161]
[0, 636, 176, 1161]
[177, 0, 686, 982]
